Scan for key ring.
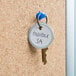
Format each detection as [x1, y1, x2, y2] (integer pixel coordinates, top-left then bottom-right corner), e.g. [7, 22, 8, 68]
[36, 11, 48, 30]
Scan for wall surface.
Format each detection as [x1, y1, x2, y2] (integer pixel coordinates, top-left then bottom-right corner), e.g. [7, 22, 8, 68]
[0, 0, 66, 76]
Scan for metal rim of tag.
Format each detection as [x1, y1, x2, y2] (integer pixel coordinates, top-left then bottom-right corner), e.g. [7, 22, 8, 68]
[29, 23, 54, 49]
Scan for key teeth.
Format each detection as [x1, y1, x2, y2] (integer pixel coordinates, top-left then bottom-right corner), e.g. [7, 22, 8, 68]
[42, 48, 48, 65]
[45, 54, 47, 56]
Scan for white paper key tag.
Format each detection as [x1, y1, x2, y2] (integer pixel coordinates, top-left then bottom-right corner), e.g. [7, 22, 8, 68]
[28, 12, 54, 49]
[29, 23, 54, 49]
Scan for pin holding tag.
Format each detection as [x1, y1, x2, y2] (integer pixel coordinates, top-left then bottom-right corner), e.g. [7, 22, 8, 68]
[36, 11, 48, 30]
[28, 12, 54, 65]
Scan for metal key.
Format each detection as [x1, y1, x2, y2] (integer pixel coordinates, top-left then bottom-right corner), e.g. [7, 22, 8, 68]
[42, 48, 48, 65]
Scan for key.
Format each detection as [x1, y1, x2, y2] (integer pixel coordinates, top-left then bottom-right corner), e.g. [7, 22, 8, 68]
[42, 48, 48, 65]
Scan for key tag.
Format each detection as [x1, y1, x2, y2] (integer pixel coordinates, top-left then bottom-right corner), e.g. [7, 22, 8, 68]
[29, 12, 54, 49]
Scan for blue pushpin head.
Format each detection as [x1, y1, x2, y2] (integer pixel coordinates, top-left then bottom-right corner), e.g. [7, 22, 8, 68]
[36, 11, 48, 30]
[36, 11, 47, 20]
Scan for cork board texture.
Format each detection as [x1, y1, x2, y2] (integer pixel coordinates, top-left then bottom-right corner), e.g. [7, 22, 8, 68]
[0, 0, 66, 76]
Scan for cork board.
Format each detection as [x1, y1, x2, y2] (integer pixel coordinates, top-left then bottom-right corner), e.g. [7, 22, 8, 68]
[0, 0, 66, 76]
